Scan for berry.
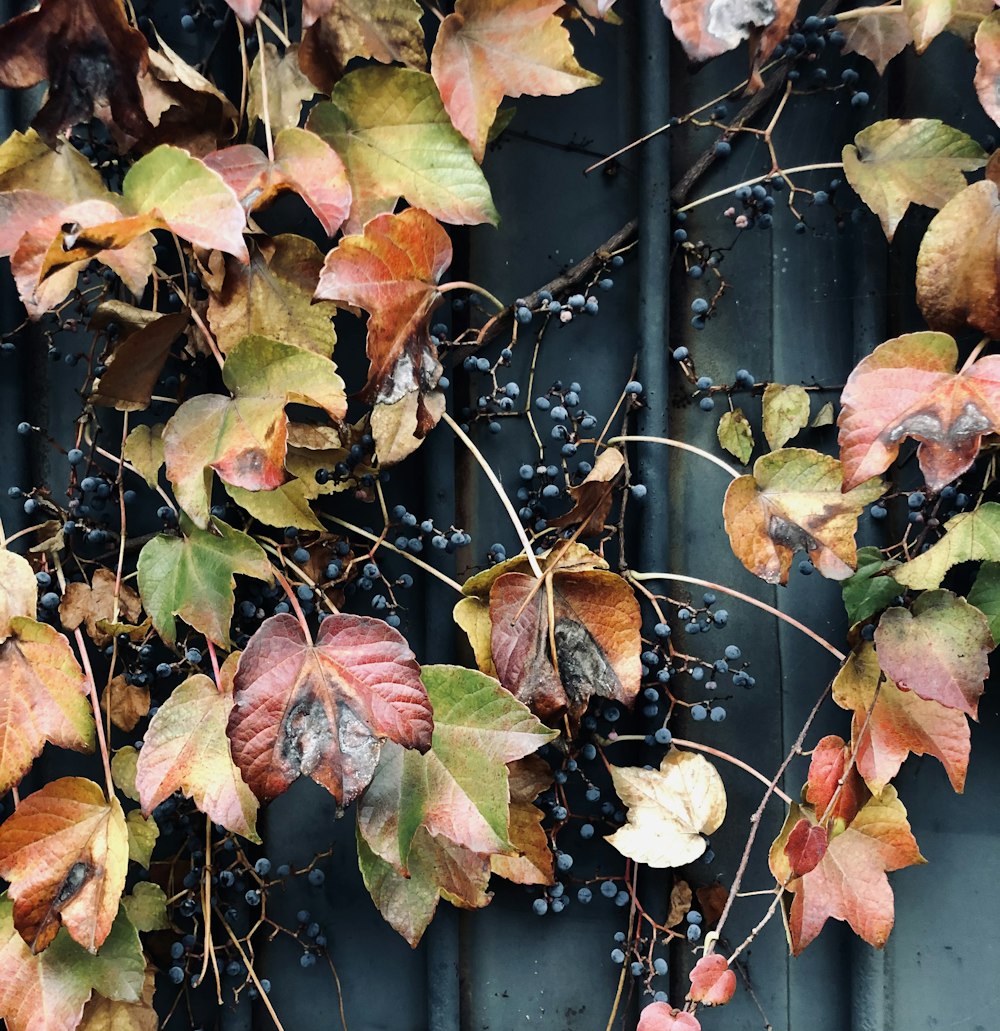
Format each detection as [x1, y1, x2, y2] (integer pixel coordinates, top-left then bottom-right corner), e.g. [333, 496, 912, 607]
[308, 868, 325, 887]
[699, 397, 715, 412]
[691, 298, 710, 315]
[672, 346, 689, 360]
[625, 380, 643, 395]
[532, 898, 549, 916]
[611, 948, 626, 964]
[691, 704, 708, 721]
[654, 728, 672, 745]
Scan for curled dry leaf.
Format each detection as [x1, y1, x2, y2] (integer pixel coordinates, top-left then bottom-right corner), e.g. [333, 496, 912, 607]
[58, 568, 142, 649]
[838, 332, 1000, 492]
[841, 8, 913, 73]
[842, 119, 986, 241]
[637, 1002, 701, 1031]
[874, 589, 992, 719]
[548, 448, 624, 535]
[0, 778, 128, 955]
[723, 448, 882, 585]
[227, 612, 433, 805]
[99, 676, 149, 735]
[687, 953, 737, 1006]
[0, 550, 38, 644]
[248, 44, 317, 134]
[606, 749, 726, 868]
[659, 0, 795, 62]
[762, 382, 810, 450]
[490, 754, 556, 886]
[903, 0, 957, 51]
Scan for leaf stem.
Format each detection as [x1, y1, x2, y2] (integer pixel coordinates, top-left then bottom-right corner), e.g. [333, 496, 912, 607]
[675, 163, 844, 214]
[74, 626, 116, 801]
[961, 336, 991, 372]
[255, 20, 275, 163]
[272, 566, 310, 635]
[438, 280, 505, 312]
[629, 572, 846, 662]
[607, 434, 741, 479]
[831, 2, 902, 20]
[205, 639, 223, 689]
[257, 8, 292, 45]
[441, 412, 543, 578]
[215, 906, 288, 1031]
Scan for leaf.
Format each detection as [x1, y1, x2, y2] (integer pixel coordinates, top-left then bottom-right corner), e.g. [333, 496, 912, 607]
[299, 0, 426, 91]
[90, 310, 189, 412]
[122, 425, 164, 489]
[490, 755, 555, 885]
[833, 641, 970, 792]
[606, 750, 726, 867]
[783, 818, 829, 878]
[842, 9, 913, 73]
[548, 448, 624, 534]
[0, 0, 150, 144]
[227, 612, 432, 805]
[431, 0, 599, 162]
[206, 234, 338, 357]
[225, 479, 325, 533]
[0, 778, 128, 954]
[137, 517, 271, 648]
[904, 0, 956, 49]
[658, 0, 794, 61]
[99, 677, 149, 735]
[717, 408, 754, 465]
[968, 561, 1000, 641]
[489, 568, 642, 722]
[205, 128, 351, 237]
[842, 119, 986, 241]
[841, 546, 903, 625]
[136, 670, 260, 842]
[0, 130, 105, 201]
[875, 590, 992, 718]
[163, 335, 347, 527]
[687, 953, 736, 1006]
[110, 749, 139, 804]
[637, 1003, 701, 1031]
[802, 735, 869, 827]
[124, 812, 157, 869]
[307, 66, 498, 229]
[370, 389, 447, 465]
[0, 898, 144, 1031]
[770, 788, 924, 954]
[762, 383, 810, 450]
[120, 885, 168, 933]
[59, 569, 142, 650]
[248, 44, 316, 134]
[723, 448, 883, 585]
[976, 12, 1000, 126]
[916, 181, 1000, 338]
[0, 550, 38, 644]
[812, 401, 835, 427]
[0, 618, 94, 798]
[893, 502, 1000, 589]
[838, 332, 1000, 491]
[78, 966, 156, 1031]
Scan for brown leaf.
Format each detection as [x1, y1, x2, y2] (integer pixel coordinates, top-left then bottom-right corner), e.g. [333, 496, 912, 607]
[665, 879, 693, 927]
[99, 676, 149, 734]
[248, 44, 317, 134]
[696, 881, 728, 928]
[58, 569, 142, 649]
[842, 9, 913, 73]
[490, 755, 555, 885]
[659, 0, 797, 61]
[549, 449, 624, 536]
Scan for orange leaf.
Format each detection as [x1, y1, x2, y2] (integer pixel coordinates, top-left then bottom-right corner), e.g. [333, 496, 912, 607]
[637, 1003, 701, 1031]
[803, 735, 869, 826]
[0, 778, 128, 954]
[659, 0, 796, 61]
[58, 569, 142, 649]
[687, 953, 736, 1006]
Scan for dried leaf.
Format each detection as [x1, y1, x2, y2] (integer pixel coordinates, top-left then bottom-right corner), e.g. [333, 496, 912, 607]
[99, 677, 149, 735]
[838, 332, 1000, 491]
[78, 965, 156, 1031]
[0, 550, 38, 644]
[842, 119, 985, 241]
[59, 569, 142, 650]
[687, 953, 736, 1006]
[723, 448, 883, 585]
[248, 44, 316, 134]
[549, 449, 624, 534]
[666, 879, 693, 927]
[658, 0, 794, 61]
[717, 408, 753, 465]
[0, 778, 128, 954]
[976, 11, 1000, 126]
[606, 750, 726, 867]
[762, 383, 810, 450]
[121, 425, 164, 490]
[842, 9, 913, 73]
[812, 401, 835, 427]
[490, 755, 555, 885]
[904, 0, 956, 49]
[0, 130, 104, 201]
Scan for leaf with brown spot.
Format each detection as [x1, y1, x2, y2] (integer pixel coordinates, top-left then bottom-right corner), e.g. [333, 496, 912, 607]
[916, 181, 1000, 338]
[490, 754, 555, 886]
[875, 590, 992, 719]
[842, 9, 913, 73]
[762, 383, 810, 450]
[717, 408, 754, 465]
[0, 0, 150, 145]
[658, 0, 798, 61]
[227, 613, 433, 805]
[0, 618, 95, 798]
[723, 448, 883, 585]
[0, 550, 39, 644]
[99, 677, 149, 735]
[843, 119, 986, 241]
[687, 953, 736, 1006]
[839, 332, 1000, 492]
[58, 569, 142, 650]
[549, 449, 624, 536]
[489, 568, 641, 722]
[0, 778, 128, 954]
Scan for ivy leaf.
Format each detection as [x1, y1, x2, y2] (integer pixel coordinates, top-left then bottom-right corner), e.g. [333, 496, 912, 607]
[227, 612, 433, 805]
[99, 676, 149, 734]
[58, 569, 142, 650]
[904, 0, 956, 49]
[833, 641, 970, 792]
[430, 0, 600, 162]
[0, 550, 39, 644]
[657, 0, 794, 61]
[120, 884, 168, 934]
[687, 954, 736, 1006]
[0, 0, 150, 144]
[841, 546, 903, 625]
[968, 561, 1000, 641]
[78, 966, 157, 1031]
[125, 811, 157, 869]
[770, 789, 924, 954]
[842, 9, 913, 73]
[0, 130, 105, 201]
[207, 235, 337, 359]
[838, 332, 1000, 492]
[723, 448, 882, 585]
[875, 590, 992, 717]
[489, 567, 642, 722]
[605, 750, 727, 868]
[717, 408, 753, 465]
[0, 617, 94, 798]
[122, 425, 164, 489]
[976, 11, 1000, 127]
[490, 755, 555, 886]
[136, 669, 260, 842]
[225, 479, 325, 532]
[205, 128, 351, 237]
[637, 1003, 701, 1031]
[803, 735, 869, 826]
[307, 66, 498, 229]
[762, 383, 810, 450]
[916, 181, 1000, 338]
[0, 778, 128, 954]
[110, 749, 139, 804]
[315, 207, 450, 463]
[783, 818, 829, 878]
[893, 501, 1000, 589]
[0, 899, 144, 1031]
[248, 44, 317, 134]
[842, 119, 985, 241]
[137, 517, 271, 648]
[548, 448, 624, 535]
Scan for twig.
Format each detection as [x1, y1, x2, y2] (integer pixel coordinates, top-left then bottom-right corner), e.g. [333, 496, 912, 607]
[607, 434, 741, 480]
[215, 907, 287, 1031]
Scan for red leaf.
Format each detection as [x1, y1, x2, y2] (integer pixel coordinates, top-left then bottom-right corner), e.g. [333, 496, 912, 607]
[783, 818, 828, 878]
[637, 1003, 701, 1031]
[223, 0, 263, 23]
[227, 613, 432, 804]
[838, 331, 1000, 491]
[804, 735, 869, 826]
[687, 953, 736, 1006]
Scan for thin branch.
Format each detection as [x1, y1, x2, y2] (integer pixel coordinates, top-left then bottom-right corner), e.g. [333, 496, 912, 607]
[675, 163, 844, 214]
[439, 280, 505, 311]
[607, 434, 741, 480]
[215, 907, 287, 1031]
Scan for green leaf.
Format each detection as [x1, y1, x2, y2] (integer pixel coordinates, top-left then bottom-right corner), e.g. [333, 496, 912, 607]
[968, 561, 1000, 641]
[121, 424, 164, 490]
[224, 479, 324, 532]
[125, 811, 157, 869]
[842, 119, 985, 241]
[717, 408, 754, 465]
[893, 501, 1000, 589]
[121, 883, 168, 933]
[110, 747, 139, 803]
[307, 66, 498, 229]
[841, 546, 903, 624]
[762, 383, 810, 450]
[137, 517, 272, 647]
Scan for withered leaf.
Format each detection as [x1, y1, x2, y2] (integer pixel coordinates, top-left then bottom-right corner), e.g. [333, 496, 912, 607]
[549, 449, 624, 536]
